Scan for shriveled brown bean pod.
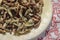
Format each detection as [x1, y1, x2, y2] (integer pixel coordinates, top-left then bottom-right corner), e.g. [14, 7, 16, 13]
[0, 29, 6, 34]
[18, 0, 30, 6]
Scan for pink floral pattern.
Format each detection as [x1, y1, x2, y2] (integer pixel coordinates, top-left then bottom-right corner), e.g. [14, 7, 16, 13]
[37, 0, 60, 40]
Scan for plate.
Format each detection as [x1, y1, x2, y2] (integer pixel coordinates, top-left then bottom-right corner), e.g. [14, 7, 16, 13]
[0, 0, 52, 40]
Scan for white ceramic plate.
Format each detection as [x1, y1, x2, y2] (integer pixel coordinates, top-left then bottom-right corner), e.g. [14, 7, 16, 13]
[0, 0, 52, 40]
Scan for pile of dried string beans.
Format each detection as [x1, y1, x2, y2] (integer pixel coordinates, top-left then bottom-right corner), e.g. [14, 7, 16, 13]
[0, 0, 43, 35]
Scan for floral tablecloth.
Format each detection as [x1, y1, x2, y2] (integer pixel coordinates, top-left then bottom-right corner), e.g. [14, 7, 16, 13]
[33, 0, 60, 40]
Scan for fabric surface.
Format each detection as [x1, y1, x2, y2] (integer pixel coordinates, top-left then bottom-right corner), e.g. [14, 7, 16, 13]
[33, 0, 60, 40]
